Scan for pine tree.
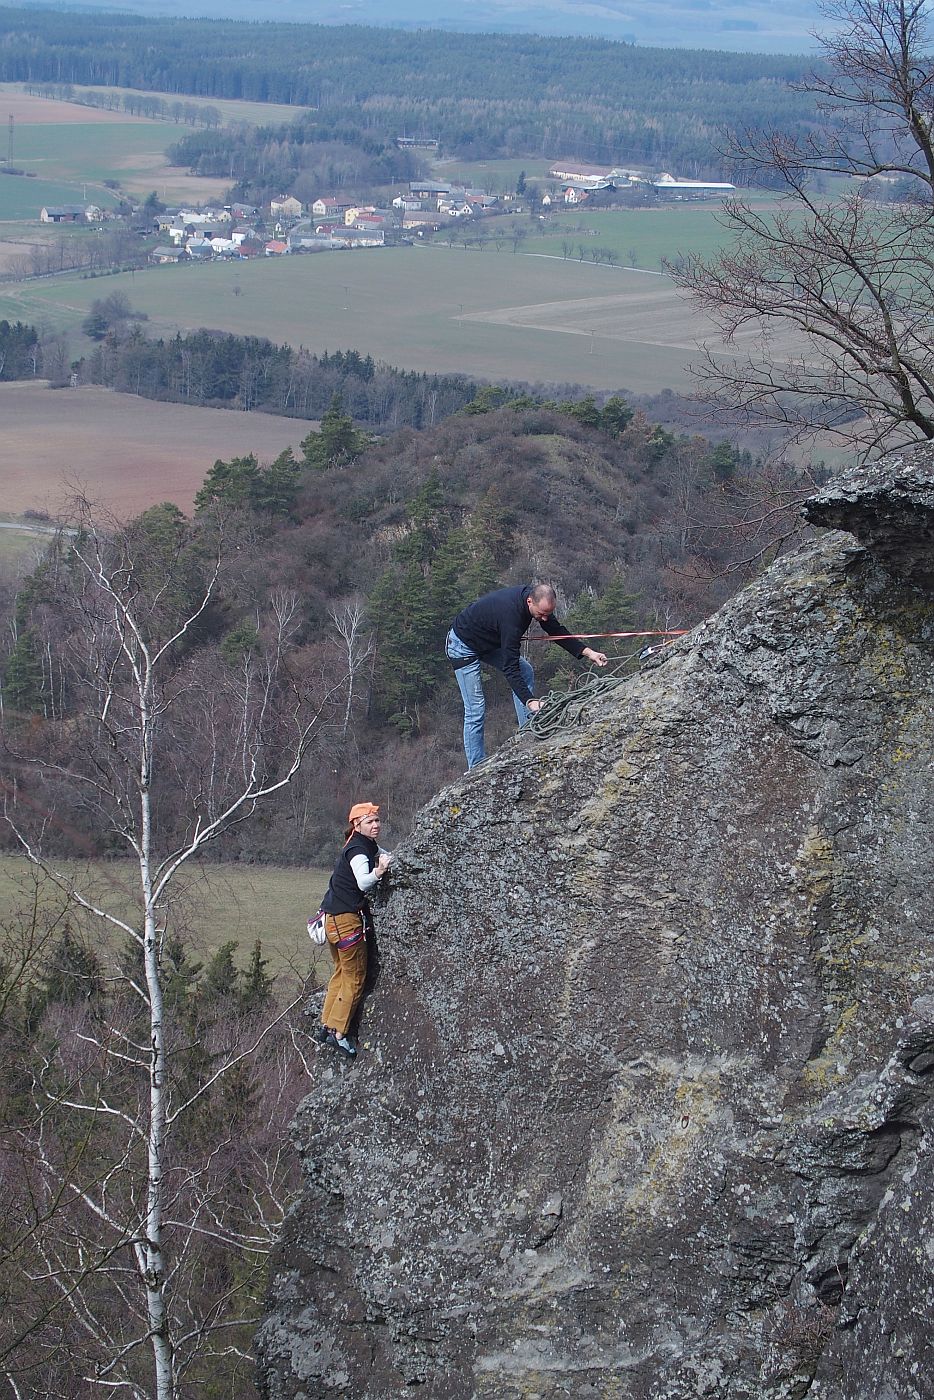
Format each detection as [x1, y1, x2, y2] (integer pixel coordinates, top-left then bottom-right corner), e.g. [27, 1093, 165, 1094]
[301, 393, 369, 470]
[558, 394, 602, 428]
[194, 454, 262, 511]
[200, 941, 240, 1004]
[239, 940, 275, 1013]
[3, 627, 44, 715]
[257, 447, 301, 515]
[601, 395, 634, 437]
[367, 564, 437, 729]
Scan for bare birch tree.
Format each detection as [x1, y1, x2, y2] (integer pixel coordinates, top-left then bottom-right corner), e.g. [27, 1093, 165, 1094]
[329, 598, 374, 744]
[1, 501, 343, 1398]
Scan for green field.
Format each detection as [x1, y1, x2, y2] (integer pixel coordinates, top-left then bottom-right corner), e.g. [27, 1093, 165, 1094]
[0, 173, 118, 222]
[12, 122, 187, 187]
[433, 156, 556, 194]
[520, 205, 742, 268]
[0, 852, 331, 983]
[0, 239, 759, 393]
[0, 83, 309, 220]
[0, 522, 53, 569]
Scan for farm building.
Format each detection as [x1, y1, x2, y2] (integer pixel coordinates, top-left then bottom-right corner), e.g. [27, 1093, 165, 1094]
[409, 180, 452, 199]
[39, 205, 86, 223]
[652, 173, 735, 198]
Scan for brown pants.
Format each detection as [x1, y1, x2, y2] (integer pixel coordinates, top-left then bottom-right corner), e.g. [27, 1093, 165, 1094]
[322, 912, 367, 1038]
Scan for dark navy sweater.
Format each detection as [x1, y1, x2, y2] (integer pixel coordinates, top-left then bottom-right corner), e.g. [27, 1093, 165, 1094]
[451, 583, 586, 704]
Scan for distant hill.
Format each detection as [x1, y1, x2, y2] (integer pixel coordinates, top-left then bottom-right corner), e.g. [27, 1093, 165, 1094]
[43, 0, 823, 55]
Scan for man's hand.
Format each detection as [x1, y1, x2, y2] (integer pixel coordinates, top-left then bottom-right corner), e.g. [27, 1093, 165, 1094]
[582, 647, 608, 667]
[527, 698, 544, 713]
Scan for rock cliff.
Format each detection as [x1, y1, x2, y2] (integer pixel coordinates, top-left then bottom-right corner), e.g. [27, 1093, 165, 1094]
[258, 444, 934, 1400]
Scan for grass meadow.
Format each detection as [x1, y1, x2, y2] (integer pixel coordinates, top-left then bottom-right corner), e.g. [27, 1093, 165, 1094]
[0, 851, 332, 984]
[0, 84, 304, 210]
[0, 240, 761, 394]
[519, 205, 744, 268]
[12, 122, 199, 189]
[0, 173, 114, 222]
[0, 522, 54, 571]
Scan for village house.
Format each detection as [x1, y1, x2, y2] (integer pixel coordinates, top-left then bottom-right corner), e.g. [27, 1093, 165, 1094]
[438, 198, 473, 217]
[149, 246, 183, 264]
[205, 236, 237, 257]
[402, 212, 444, 231]
[264, 239, 288, 256]
[311, 196, 354, 218]
[345, 206, 393, 231]
[185, 236, 214, 259]
[270, 194, 303, 219]
[343, 205, 385, 226]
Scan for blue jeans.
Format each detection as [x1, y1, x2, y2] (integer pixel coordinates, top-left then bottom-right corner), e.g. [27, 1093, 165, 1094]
[445, 629, 534, 769]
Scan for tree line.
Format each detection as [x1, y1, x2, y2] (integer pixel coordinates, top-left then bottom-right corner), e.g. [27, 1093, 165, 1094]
[79, 330, 482, 428]
[25, 81, 224, 127]
[167, 118, 422, 207]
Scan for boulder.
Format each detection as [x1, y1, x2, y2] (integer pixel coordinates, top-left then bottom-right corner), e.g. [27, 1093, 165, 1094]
[258, 446, 934, 1399]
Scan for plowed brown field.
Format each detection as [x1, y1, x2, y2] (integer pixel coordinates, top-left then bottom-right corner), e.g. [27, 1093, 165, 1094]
[0, 381, 312, 517]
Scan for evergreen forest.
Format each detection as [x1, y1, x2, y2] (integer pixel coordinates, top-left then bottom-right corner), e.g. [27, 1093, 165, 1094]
[0, 7, 819, 169]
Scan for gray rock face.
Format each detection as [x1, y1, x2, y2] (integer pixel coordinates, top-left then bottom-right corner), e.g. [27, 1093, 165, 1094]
[258, 447, 934, 1400]
[804, 442, 934, 592]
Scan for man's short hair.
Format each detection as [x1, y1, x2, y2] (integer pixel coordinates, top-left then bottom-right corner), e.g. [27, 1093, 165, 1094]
[529, 583, 557, 605]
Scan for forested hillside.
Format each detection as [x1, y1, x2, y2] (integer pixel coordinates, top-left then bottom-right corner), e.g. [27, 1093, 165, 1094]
[1, 396, 808, 864]
[0, 7, 818, 167]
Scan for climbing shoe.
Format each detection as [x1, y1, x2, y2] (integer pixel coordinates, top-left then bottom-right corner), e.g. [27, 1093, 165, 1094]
[334, 1035, 357, 1059]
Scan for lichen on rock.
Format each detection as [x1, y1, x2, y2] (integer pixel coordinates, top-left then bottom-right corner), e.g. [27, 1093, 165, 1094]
[257, 445, 934, 1400]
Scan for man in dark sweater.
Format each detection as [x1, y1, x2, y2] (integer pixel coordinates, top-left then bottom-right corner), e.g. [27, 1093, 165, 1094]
[446, 582, 607, 769]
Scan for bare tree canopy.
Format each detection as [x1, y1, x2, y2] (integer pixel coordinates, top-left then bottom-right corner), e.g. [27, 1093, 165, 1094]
[669, 0, 934, 456]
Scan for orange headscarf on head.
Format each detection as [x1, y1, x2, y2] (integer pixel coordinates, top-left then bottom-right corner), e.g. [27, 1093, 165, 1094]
[348, 802, 380, 822]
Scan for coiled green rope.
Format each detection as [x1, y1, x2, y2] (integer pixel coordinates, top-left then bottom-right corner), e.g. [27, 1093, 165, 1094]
[527, 653, 646, 739]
